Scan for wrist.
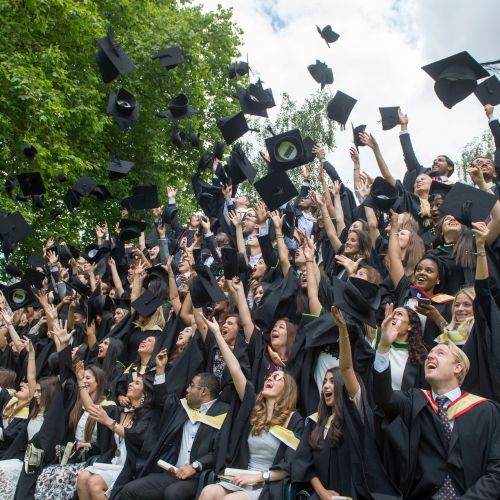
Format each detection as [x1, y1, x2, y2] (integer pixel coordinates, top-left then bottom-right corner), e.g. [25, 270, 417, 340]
[377, 344, 391, 353]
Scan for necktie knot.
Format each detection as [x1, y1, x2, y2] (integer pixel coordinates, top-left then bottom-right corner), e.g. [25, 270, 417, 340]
[436, 395, 448, 409]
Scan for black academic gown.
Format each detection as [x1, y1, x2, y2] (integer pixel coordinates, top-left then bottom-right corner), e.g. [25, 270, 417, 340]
[374, 365, 500, 499]
[215, 382, 304, 500]
[292, 387, 400, 499]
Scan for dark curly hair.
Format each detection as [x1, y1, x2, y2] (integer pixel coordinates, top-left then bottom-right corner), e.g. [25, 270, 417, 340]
[404, 306, 428, 364]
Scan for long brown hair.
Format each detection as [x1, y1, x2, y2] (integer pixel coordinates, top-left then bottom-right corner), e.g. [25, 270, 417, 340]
[309, 368, 345, 449]
[68, 365, 107, 442]
[29, 376, 59, 419]
[405, 307, 428, 364]
[345, 229, 371, 261]
[250, 371, 298, 435]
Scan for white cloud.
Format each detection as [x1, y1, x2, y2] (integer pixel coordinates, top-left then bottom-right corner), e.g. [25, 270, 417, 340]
[200, 0, 500, 185]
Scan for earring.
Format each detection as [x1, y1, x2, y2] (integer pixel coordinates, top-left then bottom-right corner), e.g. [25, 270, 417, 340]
[139, 395, 145, 406]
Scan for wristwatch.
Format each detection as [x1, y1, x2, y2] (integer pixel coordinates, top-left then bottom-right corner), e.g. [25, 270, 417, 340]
[262, 470, 270, 483]
[191, 460, 202, 472]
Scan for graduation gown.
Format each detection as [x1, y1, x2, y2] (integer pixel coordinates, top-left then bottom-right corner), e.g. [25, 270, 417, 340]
[292, 388, 400, 499]
[374, 365, 500, 499]
[215, 381, 303, 500]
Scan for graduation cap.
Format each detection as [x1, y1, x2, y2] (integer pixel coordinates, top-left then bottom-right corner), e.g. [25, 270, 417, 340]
[429, 180, 453, 200]
[91, 185, 113, 201]
[228, 60, 249, 79]
[108, 156, 134, 180]
[221, 246, 239, 280]
[2, 280, 39, 311]
[55, 173, 67, 183]
[214, 141, 226, 161]
[302, 137, 317, 164]
[49, 207, 63, 219]
[118, 219, 148, 241]
[474, 75, 500, 106]
[73, 176, 97, 197]
[5, 261, 23, 278]
[131, 289, 163, 317]
[17, 172, 45, 196]
[129, 185, 159, 210]
[63, 188, 81, 212]
[189, 269, 226, 308]
[95, 25, 135, 83]
[352, 124, 367, 149]
[191, 172, 225, 218]
[438, 181, 497, 227]
[28, 251, 47, 270]
[4, 179, 16, 196]
[189, 132, 200, 148]
[332, 276, 381, 327]
[23, 268, 46, 289]
[82, 243, 109, 264]
[161, 205, 179, 225]
[227, 143, 256, 185]
[120, 196, 133, 212]
[236, 80, 275, 117]
[379, 106, 401, 131]
[215, 163, 231, 187]
[362, 177, 399, 212]
[307, 60, 334, 89]
[65, 276, 91, 298]
[158, 93, 197, 121]
[316, 25, 340, 46]
[171, 127, 187, 148]
[265, 129, 308, 171]
[153, 46, 183, 69]
[217, 112, 249, 145]
[0, 212, 32, 245]
[21, 144, 38, 160]
[254, 170, 298, 211]
[107, 88, 139, 129]
[31, 195, 45, 209]
[326, 91, 357, 128]
[15, 194, 28, 203]
[422, 51, 489, 109]
[49, 243, 80, 261]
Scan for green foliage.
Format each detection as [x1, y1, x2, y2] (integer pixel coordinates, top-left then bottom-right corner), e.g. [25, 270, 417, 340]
[457, 129, 494, 181]
[0, 0, 243, 263]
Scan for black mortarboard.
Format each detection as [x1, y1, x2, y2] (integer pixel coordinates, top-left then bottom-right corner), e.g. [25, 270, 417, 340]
[265, 129, 308, 171]
[2, 280, 39, 310]
[21, 144, 38, 160]
[307, 60, 334, 89]
[228, 60, 249, 79]
[439, 182, 497, 227]
[191, 172, 225, 218]
[82, 243, 109, 264]
[118, 219, 148, 241]
[190, 132, 200, 148]
[429, 180, 453, 199]
[352, 124, 367, 149]
[189, 269, 226, 308]
[198, 152, 213, 171]
[171, 127, 187, 148]
[302, 137, 316, 163]
[214, 141, 226, 161]
[0, 212, 32, 244]
[362, 177, 399, 212]
[236, 80, 275, 117]
[5, 262, 23, 278]
[326, 91, 357, 128]
[73, 176, 97, 197]
[91, 184, 113, 201]
[131, 289, 163, 317]
[15, 194, 28, 203]
[316, 25, 340, 46]
[332, 276, 381, 327]
[49, 207, 63, 219]
[63, 188, 81, 211]
[95, 26, 135, 83]
[53, 243, 80, 261]
[217, 112, 250, 145]
[107, 88, 139, 129]
[17, 172, 45, 196]
[161, 205, 179, 224]
[153, 46, 183, 69]
[474, 75, 500, 106]
[130, 185, 159, 210]
[31, 195, 45, 209]
[227, 143, 256, 185]
[422, 51, 489, 109]
[379, 106, 401, 130]
[65, 276, 91, 298]
[158, 93, 197, 121]
[215, 163, 231, 187]
[108, 156, 134, 180]
[5, 179, 15, 195]
[28, 252, 46, 269]
[254, 170, 298, 211]
[221, 247, 239, 280]
[56, 173, 67, 183]
[120, 196, 133, 211]
[23, 268, 45, 288]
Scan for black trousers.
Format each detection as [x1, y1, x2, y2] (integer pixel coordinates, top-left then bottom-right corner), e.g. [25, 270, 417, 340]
[118, 472, 198, 500]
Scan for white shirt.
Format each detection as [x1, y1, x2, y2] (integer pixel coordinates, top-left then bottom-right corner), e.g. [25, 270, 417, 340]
[431, 387, 462, 430]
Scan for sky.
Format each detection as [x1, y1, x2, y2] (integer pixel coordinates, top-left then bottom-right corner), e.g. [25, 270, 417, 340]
[199, 0, 500, 185]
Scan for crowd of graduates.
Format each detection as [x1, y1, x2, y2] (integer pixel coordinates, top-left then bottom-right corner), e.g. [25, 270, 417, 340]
[1, 102, 500, 500]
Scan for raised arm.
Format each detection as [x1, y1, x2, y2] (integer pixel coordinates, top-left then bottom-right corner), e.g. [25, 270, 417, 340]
[164, 257, 182, 315]
[331, 180, 346, 236]
[360, 132, 397, 187]
[332, 306, 359, 398]
[201, 315, 247, 401]
[310, 190, 342, 252]
[303, 237, 321, 315]
[193, 306, 208, 342]
[228, 210, 248, 265]
[108, 257, 125, 298]
[270, 210, 291, 276]
[387, 210, 405, 286]
[228, 277, 255, 341]
[26, 339, 37, 399]
[473, 222, 489, 281]
[75, 360, 97, 411]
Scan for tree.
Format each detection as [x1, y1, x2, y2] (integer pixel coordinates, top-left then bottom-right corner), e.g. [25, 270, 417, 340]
[457, 129, 494, 182]
[0, 0, 243, 262]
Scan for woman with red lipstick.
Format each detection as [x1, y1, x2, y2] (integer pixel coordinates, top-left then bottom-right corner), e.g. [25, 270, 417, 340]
[292, 306, 399, 499]
[198, 314, 303, 500]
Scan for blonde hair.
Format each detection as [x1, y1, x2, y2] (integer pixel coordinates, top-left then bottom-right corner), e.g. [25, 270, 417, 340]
[448, 287, 475, 331]
[134, 306, 165, 331]
[250, 372, 298, 435]
[437, 340, 470, 385]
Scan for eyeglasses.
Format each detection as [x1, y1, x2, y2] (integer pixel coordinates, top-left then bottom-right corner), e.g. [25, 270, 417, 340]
[265, 372, 285, 383]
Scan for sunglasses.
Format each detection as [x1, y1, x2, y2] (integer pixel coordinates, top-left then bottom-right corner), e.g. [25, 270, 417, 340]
[265, 372, 285, 383]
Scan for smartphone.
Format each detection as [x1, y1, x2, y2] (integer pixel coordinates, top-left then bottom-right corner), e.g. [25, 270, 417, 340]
[418, 297, 431, 306]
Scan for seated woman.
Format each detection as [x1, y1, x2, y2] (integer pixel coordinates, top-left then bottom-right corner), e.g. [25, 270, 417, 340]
[292, 306, 399, 499]
[77, 368, 153, 500]
[93, 337, 125, 401]
[199, 314, 303, 500]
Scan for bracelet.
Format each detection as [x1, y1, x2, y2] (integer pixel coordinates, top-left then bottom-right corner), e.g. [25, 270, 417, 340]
[306, 260, 315, 263]
[474, 251, 487, 256]
[390, 232, 399, 236]
[276, 235, 284, 239]
[78, 386, 86, 390]
[110, 420, 117, 432]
